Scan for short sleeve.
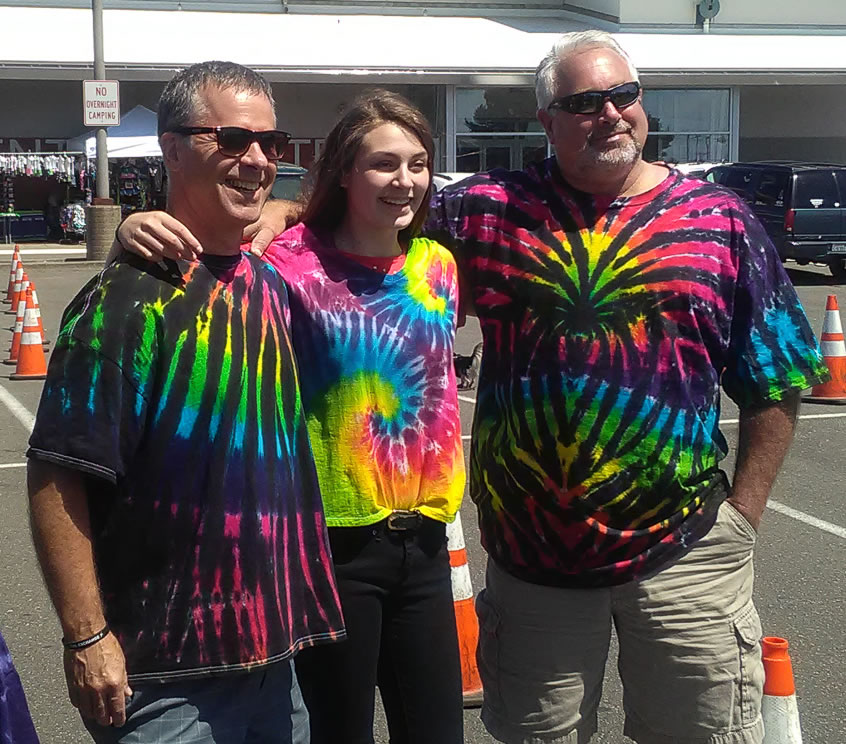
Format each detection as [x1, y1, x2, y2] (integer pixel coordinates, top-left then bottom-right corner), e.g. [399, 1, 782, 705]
[722, 203, 829, 407]
[27, 270, 159, 482]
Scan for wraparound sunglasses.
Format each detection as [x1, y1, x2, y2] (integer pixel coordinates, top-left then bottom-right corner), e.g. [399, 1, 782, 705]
[547, 81, 641, 115]
[167, 126, 291, 161]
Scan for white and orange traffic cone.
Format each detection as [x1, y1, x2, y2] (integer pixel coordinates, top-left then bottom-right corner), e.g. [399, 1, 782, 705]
[3, 278, 28, 366]
[4, 245, 19, 304]
[10, 286, 48, 380]
[446, 511, 483, 707]
[27, 279, 49, 347]
[761, 636, 803, 744]
[5, 261, 23, 315]
[803, 294, 846, 404]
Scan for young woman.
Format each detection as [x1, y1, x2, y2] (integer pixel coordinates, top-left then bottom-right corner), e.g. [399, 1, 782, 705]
[117, 90, 465, 744]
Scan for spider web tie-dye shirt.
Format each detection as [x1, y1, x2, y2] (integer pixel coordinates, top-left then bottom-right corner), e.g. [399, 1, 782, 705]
[28, 252, 344, 681]
[426, 159, 828, 587]
[263, 224, 465, 527]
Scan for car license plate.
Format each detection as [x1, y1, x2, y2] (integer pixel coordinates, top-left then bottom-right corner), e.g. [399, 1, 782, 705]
[832, 244, 846, 253]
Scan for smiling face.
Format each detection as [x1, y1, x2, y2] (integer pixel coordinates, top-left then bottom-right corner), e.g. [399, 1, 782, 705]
[161, 84, 277, 235]
[341, 122, 430, 237]
[537, 46, 647, 183]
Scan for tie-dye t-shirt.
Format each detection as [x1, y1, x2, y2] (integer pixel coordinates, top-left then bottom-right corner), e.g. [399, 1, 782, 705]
[263, 225, 465, 527]
[28, 253, 344, 681]
[426, 159, 827, 587]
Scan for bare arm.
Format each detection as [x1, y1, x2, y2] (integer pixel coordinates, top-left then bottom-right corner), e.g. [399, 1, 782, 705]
[114, 198, 304, 263]
[28, 460, 132, 726]
[728, 392, 799, 531]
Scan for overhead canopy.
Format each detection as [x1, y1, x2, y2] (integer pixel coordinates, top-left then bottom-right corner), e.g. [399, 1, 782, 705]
[66, 105, 161, 159]
[3, 7, 846, 83]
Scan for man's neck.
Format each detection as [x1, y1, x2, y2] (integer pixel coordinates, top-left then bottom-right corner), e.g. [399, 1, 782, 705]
[334, 217, 403, 258]
[561, 158, 667, 200]
[167, 204, 244, 257]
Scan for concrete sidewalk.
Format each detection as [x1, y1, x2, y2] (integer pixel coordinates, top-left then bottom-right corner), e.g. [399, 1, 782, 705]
[0, 243, 88, 262]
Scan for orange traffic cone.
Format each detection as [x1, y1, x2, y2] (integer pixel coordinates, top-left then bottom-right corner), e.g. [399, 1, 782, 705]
[27, 279, 49, 347]
[761, 636, 803, 744]
[3, 278, 28, 365]
[803, 295, 846, 404]
[5, 261, 23, 314]
[10, 286, 48, 380]
[446, 512, 483, 707]
[4, 245, 19, 303]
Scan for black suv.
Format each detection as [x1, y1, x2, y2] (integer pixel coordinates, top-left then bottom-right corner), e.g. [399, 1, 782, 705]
[707, 161, 846, 281]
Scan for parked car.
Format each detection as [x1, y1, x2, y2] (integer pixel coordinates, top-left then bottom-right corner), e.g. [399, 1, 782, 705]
[270, 162, 308, 201]
[706, 161, 846, 281]
[432, 172, 475, 192]
[672, 161, 730, 179]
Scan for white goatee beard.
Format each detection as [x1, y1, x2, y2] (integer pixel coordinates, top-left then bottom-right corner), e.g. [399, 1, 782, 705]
[586, 136, 641, 168]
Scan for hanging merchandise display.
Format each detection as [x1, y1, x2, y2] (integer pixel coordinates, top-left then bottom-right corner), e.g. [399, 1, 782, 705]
[87, 156, 166, 217]
[0, 152, 89, 243]
[0, 153, 83, 183]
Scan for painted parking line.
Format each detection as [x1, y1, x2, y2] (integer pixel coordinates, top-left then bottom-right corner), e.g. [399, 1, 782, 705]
[0, 383, 35, 433]
[0, 462, 26, 469]
[767, 499, 846, 540]
[458, 395, 476, 404]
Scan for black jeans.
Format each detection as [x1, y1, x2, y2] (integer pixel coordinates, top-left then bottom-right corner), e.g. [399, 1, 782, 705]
[295, 516, 464, 744]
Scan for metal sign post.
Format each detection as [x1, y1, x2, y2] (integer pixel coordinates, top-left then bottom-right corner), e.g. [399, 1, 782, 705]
[86, 0, 123, 261]
[92, 0, 110, 201]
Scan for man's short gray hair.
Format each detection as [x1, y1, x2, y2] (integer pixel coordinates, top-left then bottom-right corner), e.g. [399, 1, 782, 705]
[535, 31, 639, 110]
[157, 61, 275, 138]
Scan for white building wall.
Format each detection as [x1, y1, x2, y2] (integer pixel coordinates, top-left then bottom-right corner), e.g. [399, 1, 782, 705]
[620, 0, 846, 28]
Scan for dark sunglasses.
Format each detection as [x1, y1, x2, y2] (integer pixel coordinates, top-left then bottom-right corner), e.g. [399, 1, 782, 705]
[547, 81, 641, 115]
[167, 126, 291, 160]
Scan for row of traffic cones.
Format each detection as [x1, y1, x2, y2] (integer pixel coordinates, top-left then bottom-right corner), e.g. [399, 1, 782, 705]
[3, 245, 48, 379]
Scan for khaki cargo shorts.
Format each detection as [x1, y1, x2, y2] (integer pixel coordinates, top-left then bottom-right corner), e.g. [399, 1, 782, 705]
[476, 501, 765, 744]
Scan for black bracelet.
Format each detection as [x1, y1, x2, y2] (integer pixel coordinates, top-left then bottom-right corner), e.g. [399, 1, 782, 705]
[62, 624, 110, 651]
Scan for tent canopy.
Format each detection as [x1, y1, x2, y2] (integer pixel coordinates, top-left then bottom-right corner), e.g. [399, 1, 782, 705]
[67, 105, 161, 159]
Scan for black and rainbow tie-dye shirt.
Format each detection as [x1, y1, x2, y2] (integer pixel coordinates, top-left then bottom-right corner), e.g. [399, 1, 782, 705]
[427, 159, 828, 588]
[28, 252, 344, 682]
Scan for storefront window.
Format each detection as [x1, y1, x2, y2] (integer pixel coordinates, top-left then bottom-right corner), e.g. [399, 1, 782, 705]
[456, 87, 548, 171]
[642, 89, 731, 164]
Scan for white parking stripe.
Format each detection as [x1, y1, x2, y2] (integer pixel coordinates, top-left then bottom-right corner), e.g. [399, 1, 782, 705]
[767, 499, 846, 540]
[0, 383, 35, 433]
[0, 462, 26, 469]
[458, 395, 476, 404]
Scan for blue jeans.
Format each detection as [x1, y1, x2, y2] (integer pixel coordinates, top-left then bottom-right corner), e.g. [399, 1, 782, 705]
[84, 660, 308, 744]
[295, 517, 463, 744]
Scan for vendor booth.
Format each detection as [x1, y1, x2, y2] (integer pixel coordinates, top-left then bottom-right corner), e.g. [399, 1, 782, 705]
[66, 105, 165, 220]
[0, 151, 87, 243]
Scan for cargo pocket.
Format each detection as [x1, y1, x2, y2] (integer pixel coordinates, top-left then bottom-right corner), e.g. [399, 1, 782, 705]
[475, 588, 503, 711]
[733, 602, 765, 727]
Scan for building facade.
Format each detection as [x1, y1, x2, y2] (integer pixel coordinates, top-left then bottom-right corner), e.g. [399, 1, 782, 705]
[1, 0, 846, 172]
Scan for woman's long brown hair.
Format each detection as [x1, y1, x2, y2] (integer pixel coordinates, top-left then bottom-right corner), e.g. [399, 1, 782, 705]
[301, 89, 435, 244]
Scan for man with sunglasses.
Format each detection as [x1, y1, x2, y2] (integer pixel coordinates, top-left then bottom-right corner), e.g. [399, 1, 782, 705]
[424, 29, 826, 744]
[27, 61, 343, 744]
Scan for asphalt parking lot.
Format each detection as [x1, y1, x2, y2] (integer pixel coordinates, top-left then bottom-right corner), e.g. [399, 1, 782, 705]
[0, 259, 844, 743]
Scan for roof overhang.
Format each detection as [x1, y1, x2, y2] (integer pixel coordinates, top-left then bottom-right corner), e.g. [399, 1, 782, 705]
[2, 8, 846, 85]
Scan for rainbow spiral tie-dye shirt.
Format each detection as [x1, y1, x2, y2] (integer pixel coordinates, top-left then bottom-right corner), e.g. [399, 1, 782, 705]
[427, 159, 828, 587]
[28, 252, 344, 681]
[263, 225, 465, 527]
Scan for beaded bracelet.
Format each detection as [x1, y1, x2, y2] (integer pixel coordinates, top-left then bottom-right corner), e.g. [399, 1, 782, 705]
[62, 624, 110, 651]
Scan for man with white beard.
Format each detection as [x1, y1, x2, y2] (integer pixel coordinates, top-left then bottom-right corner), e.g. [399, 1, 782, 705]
[112, 31, 828, 744]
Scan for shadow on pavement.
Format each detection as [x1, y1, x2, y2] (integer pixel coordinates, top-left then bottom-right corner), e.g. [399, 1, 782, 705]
[784, 266, 842, 287]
